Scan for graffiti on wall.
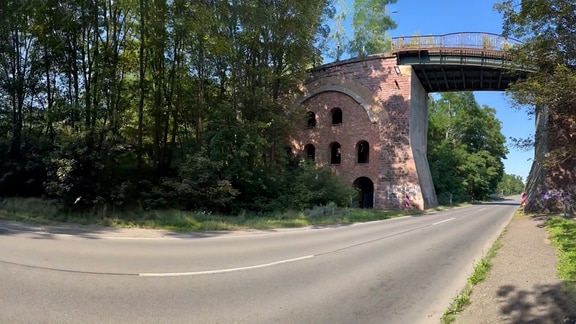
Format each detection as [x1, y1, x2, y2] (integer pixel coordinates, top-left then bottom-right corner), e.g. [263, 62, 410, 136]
[537, 188, 574, 216]
[541, 189, 570, 201]
[386, 185, 421, 207]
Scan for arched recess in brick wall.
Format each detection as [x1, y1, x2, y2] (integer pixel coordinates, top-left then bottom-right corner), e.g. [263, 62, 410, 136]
[307, 111, 316, 128]
[353, 177, 374, 209]
[304, 144, 315, 161]
[331, 108, 343, 125]
[329, 142, 341, 165]
[357, 140, 370, 163]
[294, 77, 385, 124]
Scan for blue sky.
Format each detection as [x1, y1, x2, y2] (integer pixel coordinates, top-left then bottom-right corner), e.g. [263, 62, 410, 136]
[335, 0, 535, 181]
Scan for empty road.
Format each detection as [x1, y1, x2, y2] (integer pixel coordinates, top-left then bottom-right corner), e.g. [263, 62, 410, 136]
[0, 200, 518, 323]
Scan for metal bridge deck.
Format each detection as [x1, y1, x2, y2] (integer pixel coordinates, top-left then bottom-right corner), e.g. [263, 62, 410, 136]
[392, 33, 529, 92]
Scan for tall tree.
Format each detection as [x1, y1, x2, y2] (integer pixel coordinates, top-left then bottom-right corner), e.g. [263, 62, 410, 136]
[428, 93, 508, 203]
[496, 173, 525, 196]
[326, 0, 350, 61]
[496, 0, 576, 210]
[137, 0, 146, 168]
[0, 0, 343, 212]
[347, 0, 397, 57]
[0, 0, 41, 158]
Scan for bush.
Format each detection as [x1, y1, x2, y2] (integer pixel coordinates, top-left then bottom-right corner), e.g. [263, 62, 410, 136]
[162, 154, 239, 211]
[286, 162, 356, 210]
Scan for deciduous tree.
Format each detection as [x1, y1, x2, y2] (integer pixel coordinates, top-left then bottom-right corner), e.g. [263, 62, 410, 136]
[348, 0, 397, 57]
[428, 93, 507, 203]
[496, 0, 576, 211]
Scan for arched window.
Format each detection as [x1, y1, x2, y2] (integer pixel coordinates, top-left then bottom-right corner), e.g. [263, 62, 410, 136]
[331, 108, 343, 125]
[330, 142, 341, 164]
[304, 144, 315, 161]
[357, 140, 369, 163]
[307, 111, 316, 128]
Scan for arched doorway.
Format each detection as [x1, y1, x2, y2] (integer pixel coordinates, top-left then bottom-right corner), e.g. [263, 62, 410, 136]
[353, 177, 374, 209]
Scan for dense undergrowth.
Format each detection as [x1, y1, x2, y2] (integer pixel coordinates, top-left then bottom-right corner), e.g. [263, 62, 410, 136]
[0, 197, 426, 231]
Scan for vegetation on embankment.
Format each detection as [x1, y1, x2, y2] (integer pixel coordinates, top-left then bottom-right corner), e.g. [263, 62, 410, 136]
[0, 1, 520, 218]
[0, 197, 429, 232]
[546, 217, 576, 283]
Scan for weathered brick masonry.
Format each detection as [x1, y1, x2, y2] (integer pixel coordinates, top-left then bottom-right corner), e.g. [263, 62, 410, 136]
[291, 54, 439, 210]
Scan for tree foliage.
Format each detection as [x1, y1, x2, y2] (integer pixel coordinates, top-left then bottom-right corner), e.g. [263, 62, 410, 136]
[495, 0, 576, 210]
[348, 0, 397, 56]
[496, 173, 525, 196]
[325, 0, 397, 59]
[428, 92, 508, 204]
[0, 0, 357, 214]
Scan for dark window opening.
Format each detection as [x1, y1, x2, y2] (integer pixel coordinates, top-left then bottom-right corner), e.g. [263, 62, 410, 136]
[330, 142, 341, 164]
[304, 144, 315, 161]
[307, 111, 316, 128]
[357, 141, 369, 163]
[331, 108, 342, 125]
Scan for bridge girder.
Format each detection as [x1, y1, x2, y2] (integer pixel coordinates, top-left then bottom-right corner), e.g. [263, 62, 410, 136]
[392, 33, 529, 92]
[394, 49, 527, 92]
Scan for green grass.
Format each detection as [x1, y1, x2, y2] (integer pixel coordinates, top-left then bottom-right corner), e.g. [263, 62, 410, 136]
[440, 230, 505, 323]
[0, 197, 429, 232]
[545, 216, 576, 314]
[441, 287, 472, 323]
[545, 217, 576, 282]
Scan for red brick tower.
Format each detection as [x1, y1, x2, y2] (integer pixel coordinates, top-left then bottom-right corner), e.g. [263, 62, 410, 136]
[291, 54, 438, 210]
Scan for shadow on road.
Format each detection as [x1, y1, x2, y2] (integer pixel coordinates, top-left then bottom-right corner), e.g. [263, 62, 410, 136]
[0, 220, 256, 240]
[0, 220, 125, 240]
[497, 282, 576, 323]
[0, 219, 356, 240]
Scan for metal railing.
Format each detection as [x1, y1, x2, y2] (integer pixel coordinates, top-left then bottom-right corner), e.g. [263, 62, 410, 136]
[392, 32, 521, 52]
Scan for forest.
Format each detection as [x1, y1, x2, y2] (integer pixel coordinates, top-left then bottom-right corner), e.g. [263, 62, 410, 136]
[0, 0, 521, 219]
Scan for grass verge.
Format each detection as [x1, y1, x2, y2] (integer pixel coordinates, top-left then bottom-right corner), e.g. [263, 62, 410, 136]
[440, 228, 506, 323]
[545, 216, 576, 282]
[545, 216, 576, 320]
[0, 197, 432, 232]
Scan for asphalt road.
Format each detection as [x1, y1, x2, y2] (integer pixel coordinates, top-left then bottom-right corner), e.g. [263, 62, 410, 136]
[0, 200, 518, 324]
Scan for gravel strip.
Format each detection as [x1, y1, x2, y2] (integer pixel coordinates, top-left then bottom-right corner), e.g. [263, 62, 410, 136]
[455, 216, 576, 324]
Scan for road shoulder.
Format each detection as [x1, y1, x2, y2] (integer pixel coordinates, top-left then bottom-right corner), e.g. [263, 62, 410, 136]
[455, 216, 576, 323]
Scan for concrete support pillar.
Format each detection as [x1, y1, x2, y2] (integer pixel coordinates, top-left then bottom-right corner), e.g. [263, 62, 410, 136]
[524, 105, 549, 211]
[407, 67, 438, 209]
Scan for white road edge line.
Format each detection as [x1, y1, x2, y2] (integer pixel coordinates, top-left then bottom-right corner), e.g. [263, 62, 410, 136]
[432, 218, 456, 226]
[0, 225, 188, 240]
[138, 255, 315, 277]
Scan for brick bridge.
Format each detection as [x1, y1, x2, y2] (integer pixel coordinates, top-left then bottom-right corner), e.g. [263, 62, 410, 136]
[291, 32, 535, 210]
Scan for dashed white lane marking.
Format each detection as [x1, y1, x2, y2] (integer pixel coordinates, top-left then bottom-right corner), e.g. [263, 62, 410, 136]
[432, 218, 456, 226]
[2, 215, 463, 277]
[139, 255, 315, 277]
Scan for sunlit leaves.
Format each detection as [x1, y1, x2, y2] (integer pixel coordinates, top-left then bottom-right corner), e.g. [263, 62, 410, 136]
[496, 173, 525, 195]
[348, 0, 397, 57]
[496, 0, 576, 194]
[428, 93, 507, 202]
[0, 0, 337, 211]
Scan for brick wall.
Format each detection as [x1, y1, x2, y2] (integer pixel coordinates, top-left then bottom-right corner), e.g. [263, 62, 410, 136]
[292, 54, 434, 209]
